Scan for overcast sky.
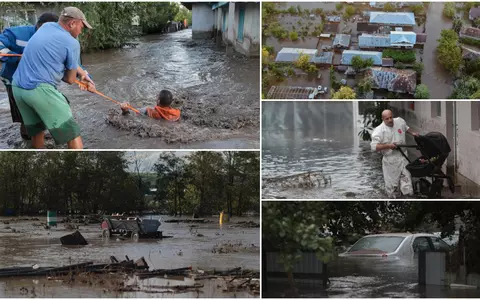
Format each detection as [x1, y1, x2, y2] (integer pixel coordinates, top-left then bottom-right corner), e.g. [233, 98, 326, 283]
[124, 151, 189, 173]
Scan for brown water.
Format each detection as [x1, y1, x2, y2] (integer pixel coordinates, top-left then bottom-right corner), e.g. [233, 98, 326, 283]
[0, 216, 259, 297]
[0, 29, 260, 149]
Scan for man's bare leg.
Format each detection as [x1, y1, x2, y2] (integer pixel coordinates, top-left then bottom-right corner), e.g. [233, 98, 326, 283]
[31, 131, 46, 149]
[67, 136, 83, 149]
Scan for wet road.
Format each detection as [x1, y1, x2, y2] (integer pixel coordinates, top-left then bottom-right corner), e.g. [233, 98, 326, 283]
[0, 216, 259, 297]
[0, 29, 260, 149]
[421, 2, 454, 99]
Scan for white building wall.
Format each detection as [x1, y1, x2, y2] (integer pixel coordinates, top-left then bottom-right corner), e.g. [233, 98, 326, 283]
[192, 3, 214, 39]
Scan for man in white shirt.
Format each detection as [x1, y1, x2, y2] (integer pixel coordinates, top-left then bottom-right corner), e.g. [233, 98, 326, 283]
[370, 109, 419, 198]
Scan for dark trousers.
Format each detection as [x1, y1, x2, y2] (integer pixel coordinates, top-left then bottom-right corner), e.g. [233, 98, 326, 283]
[4, 83, 24, 123]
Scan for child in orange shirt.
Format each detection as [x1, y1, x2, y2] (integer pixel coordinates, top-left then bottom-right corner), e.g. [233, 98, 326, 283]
[121, 90, 180, 121]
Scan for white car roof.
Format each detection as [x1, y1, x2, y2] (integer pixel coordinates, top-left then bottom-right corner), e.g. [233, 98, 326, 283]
[363, 233, 437, 238]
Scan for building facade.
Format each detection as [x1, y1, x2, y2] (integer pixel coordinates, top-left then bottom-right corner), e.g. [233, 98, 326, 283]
[185, 2, 260, 57]
[390, 101, 480, 196]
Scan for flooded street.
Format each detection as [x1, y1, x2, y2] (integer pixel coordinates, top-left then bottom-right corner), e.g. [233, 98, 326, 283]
[0, 29, 260, 149]
[0, 216, 259, 297]
[266, 258, 480, 298]
[261, 101, 386, 199]
[421, 2, 454, 99]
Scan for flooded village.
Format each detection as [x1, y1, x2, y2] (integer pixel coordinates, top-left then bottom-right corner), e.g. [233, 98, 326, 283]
[0, 151, 260, 297]
[262, 2, 480, 99]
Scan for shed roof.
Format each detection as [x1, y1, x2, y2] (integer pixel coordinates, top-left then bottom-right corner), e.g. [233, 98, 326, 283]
[469, 7, 480, 20]
[369, 12, 416, 26]
[275, 48, 317, 62]
[333, 34, 351, 47]
[416, 33, 427, 43]
[390, 31, 416, 45]
[327, 15, 341, 22]
[366, 67, 417, 94]
[341, 50, 383, 65]
[359, 34, 390, 48]
[313, 52, 334, 64]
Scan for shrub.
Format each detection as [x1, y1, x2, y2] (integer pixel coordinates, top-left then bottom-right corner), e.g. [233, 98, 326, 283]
[383, 49, 416, 63]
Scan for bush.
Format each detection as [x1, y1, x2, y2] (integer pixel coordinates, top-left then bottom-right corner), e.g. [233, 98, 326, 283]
[443, 2, 456, 19]
[460, 37, 480, 47]
[288, 6, 297, 15]
[384, 3, 396, 12]
[290, 31, 299, 41]
[344, 5, 355, 19]
[332, 86, 356, 99]
[351, 56, 374, 71]
[415, 84, 430, 99]
[266, 22, 288, 39]
[336, 3, 344, 11]
[411, 4, 424, 15]
[437, 29, 462, 74]
[413, 62, 424, 74]
[394, 62, 406, 69]
[383, 49, 416, 63]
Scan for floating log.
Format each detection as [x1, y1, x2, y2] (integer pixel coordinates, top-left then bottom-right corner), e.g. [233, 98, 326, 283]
[136, 267, 192, 279]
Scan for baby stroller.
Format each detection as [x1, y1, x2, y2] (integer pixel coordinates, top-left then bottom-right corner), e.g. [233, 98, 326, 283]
[396, 132, 455, 198]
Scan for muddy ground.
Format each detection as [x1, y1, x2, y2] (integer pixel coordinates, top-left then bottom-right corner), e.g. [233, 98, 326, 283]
[0, 29, 260, 149]
[0, 216, 260, 298]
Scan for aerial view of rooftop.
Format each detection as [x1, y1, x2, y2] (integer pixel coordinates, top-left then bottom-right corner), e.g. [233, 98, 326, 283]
[262, 2, 480, 99]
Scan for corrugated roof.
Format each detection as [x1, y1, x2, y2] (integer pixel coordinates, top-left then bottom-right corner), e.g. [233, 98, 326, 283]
[390, 31, 416, 45]
[369, 12, 416, 26]
[460, 27, 480, 39]
[359, 34, 390, 48]
[341, 50, 383, 65]
[470, 7, 480, 20]
[313, 52, 333, 64]
[333, 34, 351, 48]
[275, 48, 317, 62]
[366, 67, 417, 94]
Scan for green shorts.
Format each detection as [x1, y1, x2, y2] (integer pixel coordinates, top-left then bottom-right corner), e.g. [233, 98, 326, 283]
[12, 83, 80, 145]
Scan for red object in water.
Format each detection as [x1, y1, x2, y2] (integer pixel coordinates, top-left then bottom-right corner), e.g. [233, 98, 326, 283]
[398, 129, 402, 134]
[409, 102, 415, 110]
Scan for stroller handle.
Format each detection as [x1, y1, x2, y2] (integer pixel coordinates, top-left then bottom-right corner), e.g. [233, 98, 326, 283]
[395, 144, 418, 148]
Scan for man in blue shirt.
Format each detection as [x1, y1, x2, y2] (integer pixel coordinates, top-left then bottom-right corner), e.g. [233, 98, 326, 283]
[0, 12, 59, 140]
[12, 7, 95, 149]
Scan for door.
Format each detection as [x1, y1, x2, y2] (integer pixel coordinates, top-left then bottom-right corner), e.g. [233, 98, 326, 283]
[222, 10, 227, 32]
[237, 6, 245, 42]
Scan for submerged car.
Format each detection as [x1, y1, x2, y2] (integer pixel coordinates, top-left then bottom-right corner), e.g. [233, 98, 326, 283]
[339, 233, 452, 259]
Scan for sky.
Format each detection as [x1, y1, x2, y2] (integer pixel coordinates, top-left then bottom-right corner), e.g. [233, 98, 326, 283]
[125, 151, 189, 173]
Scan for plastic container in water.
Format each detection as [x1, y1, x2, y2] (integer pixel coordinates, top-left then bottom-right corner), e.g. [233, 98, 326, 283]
[47, 210, 57, 227]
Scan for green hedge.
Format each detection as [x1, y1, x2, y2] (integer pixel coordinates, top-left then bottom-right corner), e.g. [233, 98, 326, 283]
[460, 37, 480, 47]
[382, 49, 416, 63]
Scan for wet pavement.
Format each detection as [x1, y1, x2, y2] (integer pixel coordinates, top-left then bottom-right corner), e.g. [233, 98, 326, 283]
[0, 29, 260, 149]
[0, 216, 259, 297]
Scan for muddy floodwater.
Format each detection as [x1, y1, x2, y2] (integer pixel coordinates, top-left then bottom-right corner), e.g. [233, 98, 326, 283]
[266, 257, 480, 298]
[0, 29, 260, 149]
[0, 216, 259, 298]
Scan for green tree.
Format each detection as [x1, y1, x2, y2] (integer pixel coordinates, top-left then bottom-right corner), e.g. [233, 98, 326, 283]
[452, 17, 463, 35]
[411, 4, 424, 15]
[443, 2, 456, 19]
[351, 56, 374, 71]
[289, 31, 299, 41]
[413, 62, 424, 74]
[450, 76, 480, 99]
[437, 29, 462, 74]
[336, 3, 344, 11]
[288, 6, 297, 15]
[384, 2, 396, 12]
[358, 101, 391, 141]
[344, 5, 355, 19]
[332, 86, 356, 99]
[414, 84, 430, 99]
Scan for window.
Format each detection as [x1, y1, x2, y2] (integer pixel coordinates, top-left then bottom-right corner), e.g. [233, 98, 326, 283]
[348, 236, 405, 253]
[412, 237, 431, 252]
[472, 101, 480, 131]
[431, 102, 441, 118]
[430, 237, 451, 252]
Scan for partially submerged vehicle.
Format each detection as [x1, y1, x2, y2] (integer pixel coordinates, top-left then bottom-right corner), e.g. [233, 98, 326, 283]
[101, 215, 162, 241]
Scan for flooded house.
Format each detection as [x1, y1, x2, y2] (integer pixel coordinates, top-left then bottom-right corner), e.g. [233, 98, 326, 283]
[469, 7, 480, 21]
[368, 11, 416, 26]
[460, 27, 480, 41]
[183, 2, 260, 57]
[365, 67, 417, 94]
[332, 34, 351, 50]
[275, 48, 333, 64]
[341, 50, 383, 65]
[390, 101, 480, 197]
[358, 31, 416, 49]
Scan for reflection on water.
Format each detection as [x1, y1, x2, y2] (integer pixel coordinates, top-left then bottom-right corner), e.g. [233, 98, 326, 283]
[0, 216, 259, 297]
[262, 101, 386, 199]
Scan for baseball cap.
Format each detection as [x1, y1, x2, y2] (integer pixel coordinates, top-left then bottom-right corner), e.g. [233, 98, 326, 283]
[61, 7, 93, 29]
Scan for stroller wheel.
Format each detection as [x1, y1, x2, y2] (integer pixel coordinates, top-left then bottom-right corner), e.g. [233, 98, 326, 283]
[428, 179, 443, 198]
[417, 179, 431, 196]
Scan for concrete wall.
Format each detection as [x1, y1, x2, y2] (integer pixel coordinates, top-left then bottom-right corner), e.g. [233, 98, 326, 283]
[192, 3, 214, 39]
[213, 3, 260, 57]
[390, 101, 480, 195]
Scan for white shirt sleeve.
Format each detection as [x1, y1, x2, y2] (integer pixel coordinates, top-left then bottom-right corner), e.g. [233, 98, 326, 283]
[370, 126, 383, 152]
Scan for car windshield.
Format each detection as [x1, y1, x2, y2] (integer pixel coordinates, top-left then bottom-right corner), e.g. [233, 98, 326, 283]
[348, 236, 406, 253]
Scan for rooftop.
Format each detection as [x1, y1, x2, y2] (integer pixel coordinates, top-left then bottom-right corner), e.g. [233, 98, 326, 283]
[267, 86, 315, 99]
[470, 7, 480, 20]
[369, 12, 416, 26]
[366, 67, 417, 94]
[341, 50, 383, 65]
[275, 48, 317, 62]
[460, 27, 480, 39]
[333, 34, 351, 48]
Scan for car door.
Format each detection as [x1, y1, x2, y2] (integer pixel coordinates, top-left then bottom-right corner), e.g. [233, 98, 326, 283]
[429, 236, 452, 252]
[412, 236, 433, 259]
